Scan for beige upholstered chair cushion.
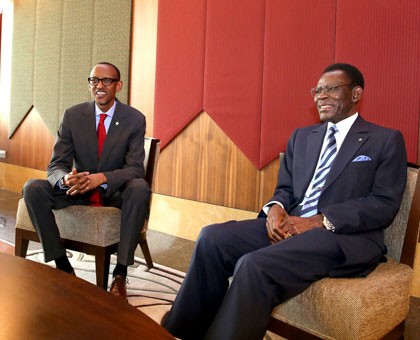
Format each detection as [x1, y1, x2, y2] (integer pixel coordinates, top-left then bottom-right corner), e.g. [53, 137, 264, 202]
[272, 258, 412, 340]
[17, 199, 121, 247]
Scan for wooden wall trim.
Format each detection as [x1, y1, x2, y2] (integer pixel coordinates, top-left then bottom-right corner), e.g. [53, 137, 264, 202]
[154, 111, 279, 212]
[0, 107, 53, 171]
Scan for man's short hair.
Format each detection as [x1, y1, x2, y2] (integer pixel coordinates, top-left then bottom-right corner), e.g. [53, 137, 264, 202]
[323, 63, 364, 89]
[96, 62, 121, 80]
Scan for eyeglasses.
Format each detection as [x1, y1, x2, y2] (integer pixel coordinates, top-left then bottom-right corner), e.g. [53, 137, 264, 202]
[88, 77, 119, 86]
[310, 83, 354, 98]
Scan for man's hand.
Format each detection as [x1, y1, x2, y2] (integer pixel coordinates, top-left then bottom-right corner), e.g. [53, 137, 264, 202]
[281, 214, 324, 236]
[64, 170, 107, 196]
[64, 169, 90, 196]
[81, 173, 107, 194]
[266, 204, 290, 244]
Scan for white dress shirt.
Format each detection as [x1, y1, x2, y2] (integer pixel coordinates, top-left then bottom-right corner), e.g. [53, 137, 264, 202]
[262, 113, 359, 215]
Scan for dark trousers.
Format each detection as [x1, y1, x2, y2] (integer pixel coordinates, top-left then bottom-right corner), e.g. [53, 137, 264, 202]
[22, 178, 151, 266]
[163, 218, 345, 340]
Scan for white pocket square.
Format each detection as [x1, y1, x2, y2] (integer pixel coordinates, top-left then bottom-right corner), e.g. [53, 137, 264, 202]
[352, 155, 372, 162]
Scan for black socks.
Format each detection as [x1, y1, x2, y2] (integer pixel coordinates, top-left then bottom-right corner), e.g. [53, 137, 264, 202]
[55, 256, 127, 277]
[113, 263, 127, 278]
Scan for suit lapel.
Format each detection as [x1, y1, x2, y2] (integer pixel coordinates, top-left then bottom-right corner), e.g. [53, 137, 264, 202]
[98, 100, 126, 169]
[324, 116, 370, 190]
[304, 123, 328, 189]
[84, 102, 99, 166]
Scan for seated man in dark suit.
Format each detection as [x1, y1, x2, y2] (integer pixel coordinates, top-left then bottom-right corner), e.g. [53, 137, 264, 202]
[162, 63, 407, 340]
[23, 62, 150, 300]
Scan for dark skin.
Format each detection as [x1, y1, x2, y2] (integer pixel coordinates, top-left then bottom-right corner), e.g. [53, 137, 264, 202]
[63, 64, 123, 196]
[266, 70, 363, 244]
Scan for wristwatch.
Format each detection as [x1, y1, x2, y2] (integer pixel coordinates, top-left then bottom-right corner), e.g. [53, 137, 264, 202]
[322, 215, 335, 232]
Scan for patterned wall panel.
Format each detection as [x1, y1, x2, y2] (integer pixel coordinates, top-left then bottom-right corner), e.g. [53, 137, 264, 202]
[335, 0, 420, 162]
[154, 0, 419, 168]
[260, 0, 336, 167]
[9, 0, 132, 137]
[33, 0, 63, 135]
[92, 0, 132, 99]
[203, 0, 265, 167]
[9, 0, 36, 137]
[154, 0, 207, 147]
[59, 0, 95, 118]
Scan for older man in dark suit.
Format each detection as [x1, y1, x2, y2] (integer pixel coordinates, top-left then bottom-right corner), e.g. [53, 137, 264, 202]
[23, 62, 150, 300]
[163, 63, 407, 340]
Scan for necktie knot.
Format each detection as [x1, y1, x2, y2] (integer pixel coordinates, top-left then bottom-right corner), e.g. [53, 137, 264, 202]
[329, 124, 338, 136]
[100, 113, 107, 123]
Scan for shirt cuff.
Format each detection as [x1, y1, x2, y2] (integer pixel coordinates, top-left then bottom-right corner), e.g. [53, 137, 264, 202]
[56, 177, 68, 190]
[262, 201, 284, 215]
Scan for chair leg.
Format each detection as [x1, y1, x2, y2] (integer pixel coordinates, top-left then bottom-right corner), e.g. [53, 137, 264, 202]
[15, 229, 29, 258]
[95, 247, 111, 290]
[139, 232, 154, 269]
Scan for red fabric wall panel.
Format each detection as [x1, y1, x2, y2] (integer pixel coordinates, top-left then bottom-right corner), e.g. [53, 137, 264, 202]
[154, 0, 207, 147]
[335, 0, 420, 162]
[154, 0, 419, 168]
[260, 0, 336, 167]
[203, 0, 265, 167]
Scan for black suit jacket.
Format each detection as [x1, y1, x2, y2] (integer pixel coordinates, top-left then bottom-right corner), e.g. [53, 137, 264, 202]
[263, 115, 407, 276]
[47, 99, 146, 198]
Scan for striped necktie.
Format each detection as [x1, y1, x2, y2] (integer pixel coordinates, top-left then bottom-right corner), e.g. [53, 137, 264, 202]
[300, 125, 338, 217]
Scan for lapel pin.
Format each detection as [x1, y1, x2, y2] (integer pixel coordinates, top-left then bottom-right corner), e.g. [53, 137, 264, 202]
[116, 122, 119, 126]
[358, 138, 363, 142]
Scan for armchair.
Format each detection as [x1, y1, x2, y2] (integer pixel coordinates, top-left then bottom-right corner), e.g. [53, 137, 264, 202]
[268, 164, 420, 340]
[14, 137, 161, 290]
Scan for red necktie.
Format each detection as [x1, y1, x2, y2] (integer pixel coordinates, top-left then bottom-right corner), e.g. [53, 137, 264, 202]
[89, 114, 107, 206]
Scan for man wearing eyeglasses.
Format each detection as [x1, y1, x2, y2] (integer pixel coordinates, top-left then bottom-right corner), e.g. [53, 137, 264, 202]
[23, 62, 149, 300]
[163, 63, 407, 340]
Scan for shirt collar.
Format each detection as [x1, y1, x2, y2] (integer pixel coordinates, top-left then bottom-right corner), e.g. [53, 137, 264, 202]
[95, 99, 117, 118]
[328, 112, 358, 137]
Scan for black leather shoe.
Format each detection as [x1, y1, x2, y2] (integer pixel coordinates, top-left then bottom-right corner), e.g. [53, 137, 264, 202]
[110, 275, 128, 301]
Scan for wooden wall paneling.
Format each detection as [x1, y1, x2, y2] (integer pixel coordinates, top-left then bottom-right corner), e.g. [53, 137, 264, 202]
[0, 104, 14, 164]
[129, 0, 158, 137]
[257, 156, 281, 210]
[0, 162, 47, 192]
[154, 111, 262, 212]
[1, 107, 53, 171]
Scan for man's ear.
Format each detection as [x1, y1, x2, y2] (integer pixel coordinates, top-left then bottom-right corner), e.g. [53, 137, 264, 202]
[116, 80, 123, 93]
[352, 86, 363, 103]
